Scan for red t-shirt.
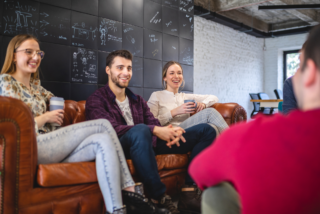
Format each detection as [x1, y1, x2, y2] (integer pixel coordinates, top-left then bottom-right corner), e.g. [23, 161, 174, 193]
[189, 109, 320, 214]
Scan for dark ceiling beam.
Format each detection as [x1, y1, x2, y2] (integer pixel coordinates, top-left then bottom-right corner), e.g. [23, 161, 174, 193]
[214, 0, 274, 12]
[259, 4, 320, 10]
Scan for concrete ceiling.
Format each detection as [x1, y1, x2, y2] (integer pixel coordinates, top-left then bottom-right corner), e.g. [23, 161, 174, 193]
[194, 0, 320, 33]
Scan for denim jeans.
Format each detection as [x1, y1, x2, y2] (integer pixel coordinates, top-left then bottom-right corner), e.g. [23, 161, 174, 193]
[155, 123, 216, 184]
[119, 124, 167, 200]
[179, 108, 229, 134]
[37, 119, 135, 213]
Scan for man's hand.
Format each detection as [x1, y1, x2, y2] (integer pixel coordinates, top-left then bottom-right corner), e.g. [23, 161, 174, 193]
[153, 125, 186, 148]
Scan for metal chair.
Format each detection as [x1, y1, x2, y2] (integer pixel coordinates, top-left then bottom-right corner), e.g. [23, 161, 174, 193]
[274, 89, 283, 99]
[249, 93, 262, 118]
[258, 92, 274, 114]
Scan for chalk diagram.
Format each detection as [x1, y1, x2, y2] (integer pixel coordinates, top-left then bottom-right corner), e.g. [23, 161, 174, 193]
[72, 22, 97, 41]
[180, 0, 194, 13]
[39, 11, 69, 41]
[123, 25, 142, 56]
[181, 46, 193, 65]
[99, 18, 122, 46]
[72, 48, 97, 83]
[3, 0, 38, 36]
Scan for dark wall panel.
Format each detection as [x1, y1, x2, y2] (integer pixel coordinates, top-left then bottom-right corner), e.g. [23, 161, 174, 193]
[2, 0, 39, 37]
[123, 23, 143, 57]
[144, 29, 162, 60]
[71, 83, 97, 101]
[162, 6, 179, 36]
[98, 18, 122, 52]
[39, 0, 71, 9]
[0, 0, 194, 102]
[39, 4, 71, 45]
[179, 12, 193, 40]
[40, 42, 70, 82]
[143, 59, 162, 89]
[129, 57, 143, 87]
[42, 81, 71, 100]
[72, 0, 98, 16]
[144, 1, 162, 32]
[71, 11, 98, 49]
[179, 38, 193, 65]
[99, 0, 122, 22]
[98, 51, 109, 85]
[163, 34, 179, 62]
[123, 0, 143, 27]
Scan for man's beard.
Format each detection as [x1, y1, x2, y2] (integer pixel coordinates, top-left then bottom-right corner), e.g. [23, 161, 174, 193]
[110, 71, 130, 89]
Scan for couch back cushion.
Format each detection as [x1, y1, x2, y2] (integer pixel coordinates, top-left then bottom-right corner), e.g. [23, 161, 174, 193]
[63, 100, 86, 126]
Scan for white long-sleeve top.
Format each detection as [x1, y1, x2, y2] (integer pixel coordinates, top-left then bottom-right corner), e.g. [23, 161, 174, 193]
[147, 90, 219, 126]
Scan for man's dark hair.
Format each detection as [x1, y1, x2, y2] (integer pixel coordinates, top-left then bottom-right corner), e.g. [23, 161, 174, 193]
[301, 24, 320, 71]
[106, 50, 133, 67]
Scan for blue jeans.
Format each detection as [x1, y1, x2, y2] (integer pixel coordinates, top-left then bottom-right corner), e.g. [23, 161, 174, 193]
[155, 123, 216, 184]
[37, 119, 135, 213]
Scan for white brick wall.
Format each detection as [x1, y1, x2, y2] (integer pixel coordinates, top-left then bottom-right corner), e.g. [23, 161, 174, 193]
[194, 16, 264, 118]
[264, 33, 308, 99]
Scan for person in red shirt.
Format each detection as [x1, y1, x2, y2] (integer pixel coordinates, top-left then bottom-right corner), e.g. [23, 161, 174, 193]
[189, 24, 320, 214]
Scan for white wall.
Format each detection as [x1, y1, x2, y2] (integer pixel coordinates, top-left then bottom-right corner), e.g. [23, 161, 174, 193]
[194, 16, 264, 118]
[264, 33, 308, 99]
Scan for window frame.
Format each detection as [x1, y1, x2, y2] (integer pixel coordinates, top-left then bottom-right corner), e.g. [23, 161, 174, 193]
[283, 49, 300, 82]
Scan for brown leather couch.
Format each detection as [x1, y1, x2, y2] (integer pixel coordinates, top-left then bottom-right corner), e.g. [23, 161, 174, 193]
[0, 96, 247, 214]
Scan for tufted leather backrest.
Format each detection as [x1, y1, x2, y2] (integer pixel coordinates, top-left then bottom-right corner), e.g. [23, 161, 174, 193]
[63, 100, 86, 126]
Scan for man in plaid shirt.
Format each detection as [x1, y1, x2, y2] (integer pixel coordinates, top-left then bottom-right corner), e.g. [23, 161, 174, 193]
[86, 50, 216, 214]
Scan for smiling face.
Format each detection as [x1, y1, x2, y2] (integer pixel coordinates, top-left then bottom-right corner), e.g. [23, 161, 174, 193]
[106, 56, 132, 89]
[13, 39, 41, 77]
[164, 63, 183, 91]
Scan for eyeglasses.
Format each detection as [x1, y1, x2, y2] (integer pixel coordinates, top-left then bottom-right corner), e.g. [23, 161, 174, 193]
[15, 49, 45, 59]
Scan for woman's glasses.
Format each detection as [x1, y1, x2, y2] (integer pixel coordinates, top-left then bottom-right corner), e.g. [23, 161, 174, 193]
[15, 49, 45, 59]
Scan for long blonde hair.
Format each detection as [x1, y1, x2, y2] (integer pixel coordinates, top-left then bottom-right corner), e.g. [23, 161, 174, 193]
[162, 61, 185, 89]
[1, 34, 40, 80]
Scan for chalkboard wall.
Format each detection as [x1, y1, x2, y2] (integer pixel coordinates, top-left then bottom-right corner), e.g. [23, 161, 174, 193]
[0, 0, 194, 101]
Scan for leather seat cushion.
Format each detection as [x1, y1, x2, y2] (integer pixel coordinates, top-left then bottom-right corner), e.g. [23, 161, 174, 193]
[37, 154, 189, 187]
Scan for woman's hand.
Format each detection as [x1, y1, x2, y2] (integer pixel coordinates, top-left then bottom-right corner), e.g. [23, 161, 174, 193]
[196, 102, 206, 113]
[171, 102, 196, 117]
[35, 109, 64, 128]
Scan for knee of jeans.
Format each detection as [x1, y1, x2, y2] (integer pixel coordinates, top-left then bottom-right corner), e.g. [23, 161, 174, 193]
[95, 118, 112, 128]
[95, 133, 119, 149]
[129, 124, 152, 146]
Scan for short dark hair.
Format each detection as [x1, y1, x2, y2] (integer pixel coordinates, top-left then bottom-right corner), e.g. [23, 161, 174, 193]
[106, 50, 133, 67]
[301, 24, 320, 71]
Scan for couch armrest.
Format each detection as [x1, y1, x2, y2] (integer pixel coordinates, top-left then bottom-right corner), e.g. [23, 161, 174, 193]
[0, 96, 38, 212]
[211, 103, 247, 125]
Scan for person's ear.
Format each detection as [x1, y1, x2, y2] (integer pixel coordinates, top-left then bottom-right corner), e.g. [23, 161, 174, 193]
[106, 66, 110, 75]
[304, 59, 317, 87]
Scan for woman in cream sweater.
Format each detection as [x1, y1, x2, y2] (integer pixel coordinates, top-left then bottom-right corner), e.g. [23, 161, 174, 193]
[147, 61, 229, 135]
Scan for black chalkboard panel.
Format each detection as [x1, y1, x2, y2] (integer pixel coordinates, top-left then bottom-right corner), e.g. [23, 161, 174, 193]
[39, 0, 71, 9]
[179, 12, 193, 40]
[0, 0, 3, 33]
[144, 1, 162, 32]
[98, 51, 109, 85]
[71, 0, 98, 16]
[179, 38, 193, 65]
[149, 0, 162, 4]
[143, 59, 162, 89]
[180, 0, 194, 14]
[144, 29, 162, 60]
[162, 0, 179, 10]
[181, 64, 193, 91]
[0, 36, 3, 68]
[39, 4, 71, 45]
[129, 87, 143, 98]
[40, 42, 70, 82]
[41, 81, 71, 100]
[71, 11, 98, 50]
[123, 23, 143, 57]
[2, 0, 39, 37]
[129, 57, 143, 87]
[123, 0, 143, 28]
[71, 47, 98, 84]
[71, 83, 98, 101]
[143, 88, 160, 101]
[162, 6, 179, 36]
[163, 34, 179, 62]
[98, 18, 122, 52]
[1, 36, 12, 68]
[99, 0, 122, 22]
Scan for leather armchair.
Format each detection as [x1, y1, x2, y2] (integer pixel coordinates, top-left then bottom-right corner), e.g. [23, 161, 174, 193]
[0, 96, 247, 214]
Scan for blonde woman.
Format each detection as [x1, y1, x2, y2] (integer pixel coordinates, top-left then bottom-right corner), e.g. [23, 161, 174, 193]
[0, 34, 162, 214]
